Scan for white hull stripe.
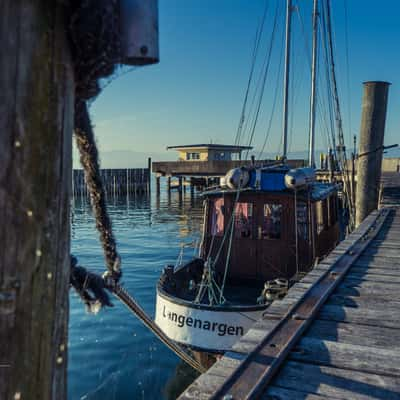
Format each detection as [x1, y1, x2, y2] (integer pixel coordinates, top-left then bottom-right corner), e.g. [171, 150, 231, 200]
[155, 294, 266, 352]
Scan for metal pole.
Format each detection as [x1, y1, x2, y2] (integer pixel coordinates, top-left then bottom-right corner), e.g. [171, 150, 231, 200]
[282, 0, 292, 160]
[355, 81, 390, 226]
[308, 0, 319, 168]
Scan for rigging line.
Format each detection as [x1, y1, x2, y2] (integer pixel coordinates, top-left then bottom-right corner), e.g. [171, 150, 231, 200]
[324, 0, 355, 227]
[296, 4, 333, 153]
[219, 188, 241, 304]
[288, 22, 308, 155]
[320, 13, 337, 150]
[239, 0, 280, 150]
[319, 4, 336, 153]
[244, 0, 281, 160]
[257, 34, 285, 160]
[234, 0, 269, 146]
[343, 0, 352, 143]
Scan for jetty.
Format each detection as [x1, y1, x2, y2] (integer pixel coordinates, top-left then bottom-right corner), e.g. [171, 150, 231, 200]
[178, 172, 400, 400]
[152, 143, 305, 193]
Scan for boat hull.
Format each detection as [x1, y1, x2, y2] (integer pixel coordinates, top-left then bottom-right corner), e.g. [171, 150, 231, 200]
[155, 289, 266, 352]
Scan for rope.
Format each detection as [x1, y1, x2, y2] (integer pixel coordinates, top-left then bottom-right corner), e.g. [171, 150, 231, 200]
[68, 0, 206, 375]
[69, 257, 205, 373]
[243, 1, 281, 160]
[74, 100, 121, 281]
[219, 189, 241, 303]
[113, 284, 206, 373]
[234, 0, 269, 147]
[70, 255, 113, 313]
[324, 0, 355, 229]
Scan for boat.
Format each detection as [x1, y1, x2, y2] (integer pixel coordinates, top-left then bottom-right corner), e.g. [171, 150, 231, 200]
[155, 0, 345, 367]
[155, 165, 339, 365]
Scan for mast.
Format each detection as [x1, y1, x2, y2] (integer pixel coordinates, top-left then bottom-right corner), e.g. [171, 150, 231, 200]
[308, 0, 319, 168]
[282, 0, 292, 160]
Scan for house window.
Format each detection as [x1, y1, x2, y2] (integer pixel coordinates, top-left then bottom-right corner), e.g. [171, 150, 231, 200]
[210, 198, 224, 236]
[215, 152, 226, 160]
[234, 202, 253, 238]
[186, 152, 200, 160]
[262, 204, 282, 239]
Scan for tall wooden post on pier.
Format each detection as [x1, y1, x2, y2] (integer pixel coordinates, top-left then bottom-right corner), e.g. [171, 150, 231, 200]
[0, 2, 73, 400]
[356, 81, 390, 226]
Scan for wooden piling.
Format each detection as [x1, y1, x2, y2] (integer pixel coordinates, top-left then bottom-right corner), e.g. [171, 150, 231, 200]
[356, 81, 390, 226]
[156, 175, 161, 195]
[0, 2, 73, 399]
[147, 157, 151, 195]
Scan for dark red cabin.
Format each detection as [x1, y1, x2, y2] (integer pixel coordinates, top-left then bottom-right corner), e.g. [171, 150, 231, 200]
[200, 182, 340, 286]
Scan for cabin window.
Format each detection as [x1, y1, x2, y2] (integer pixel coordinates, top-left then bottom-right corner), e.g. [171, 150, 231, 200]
[328, 195, 338, 225]
[210, 198, 224, 236]
[297, 202, 308, 240]
[316, 199, 328, 233]
[234, 202, 253, 238]
[261, 204, 282, 239]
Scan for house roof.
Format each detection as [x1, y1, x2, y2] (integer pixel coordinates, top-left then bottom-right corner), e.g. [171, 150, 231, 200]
[166, 144, 253, 151]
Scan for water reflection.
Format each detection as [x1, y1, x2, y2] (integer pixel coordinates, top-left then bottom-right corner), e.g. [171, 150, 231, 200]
[68, 186, 204, 400]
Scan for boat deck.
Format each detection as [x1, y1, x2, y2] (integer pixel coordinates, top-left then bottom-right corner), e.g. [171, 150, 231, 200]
[178, 173, 400, 399]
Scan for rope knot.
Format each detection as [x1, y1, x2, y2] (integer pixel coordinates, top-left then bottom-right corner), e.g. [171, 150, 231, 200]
[70, 255, 114, 313]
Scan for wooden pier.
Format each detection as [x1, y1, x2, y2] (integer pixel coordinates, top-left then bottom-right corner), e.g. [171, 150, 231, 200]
[73, 168, 150, 197]
[179, 173, 400, 400]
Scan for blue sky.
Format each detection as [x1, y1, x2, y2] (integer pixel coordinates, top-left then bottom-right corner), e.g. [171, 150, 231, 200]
[80, 0, 400, 168]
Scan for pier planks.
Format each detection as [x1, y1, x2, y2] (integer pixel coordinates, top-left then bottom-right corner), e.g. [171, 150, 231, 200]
[179, 192, 400, 399]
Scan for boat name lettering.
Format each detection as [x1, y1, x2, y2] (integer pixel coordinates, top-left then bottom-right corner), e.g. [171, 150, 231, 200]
[162, 306, 244, 336]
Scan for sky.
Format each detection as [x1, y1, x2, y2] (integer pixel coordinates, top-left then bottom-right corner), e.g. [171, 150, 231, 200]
[77, 0, 400, 168]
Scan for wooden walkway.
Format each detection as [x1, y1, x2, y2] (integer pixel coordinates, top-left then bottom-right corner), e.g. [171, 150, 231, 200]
[179, 175, 400, 400]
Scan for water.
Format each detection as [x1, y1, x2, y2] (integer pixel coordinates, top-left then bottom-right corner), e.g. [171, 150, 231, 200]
[68, 187, 203, 400]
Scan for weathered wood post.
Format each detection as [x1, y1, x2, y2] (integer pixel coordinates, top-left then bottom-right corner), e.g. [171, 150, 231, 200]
[0, 2, 74, 399]
[355, 81, 390, 226]
[156, 175, 161, 196]
[190, 178, 195, 196]
[178, 176, 183, 193]
[147, 157, 152, 196]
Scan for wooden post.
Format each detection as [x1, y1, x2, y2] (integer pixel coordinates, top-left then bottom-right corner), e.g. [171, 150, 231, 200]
[126, 168, 129, 196]
[147, 157, 152, 196]
[156, 175, 161, 195]
[178, 176, 183, 193]
[190, 178, 195, 196]
[0, 2, 73, 400]
[356, 81, 390, 226]
[167, 176, 171, 192]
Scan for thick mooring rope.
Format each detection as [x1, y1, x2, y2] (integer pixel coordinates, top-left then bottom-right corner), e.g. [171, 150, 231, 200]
[68, 1, 205, 373]
[72, 102, 205, 372]
[74, 100, 121, 280]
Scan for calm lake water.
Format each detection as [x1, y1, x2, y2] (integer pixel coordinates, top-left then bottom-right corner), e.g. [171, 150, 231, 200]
[68, 185, 203, 400]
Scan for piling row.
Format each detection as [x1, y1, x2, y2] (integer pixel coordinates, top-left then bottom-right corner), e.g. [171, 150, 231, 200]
[73, 168, 150, 197]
